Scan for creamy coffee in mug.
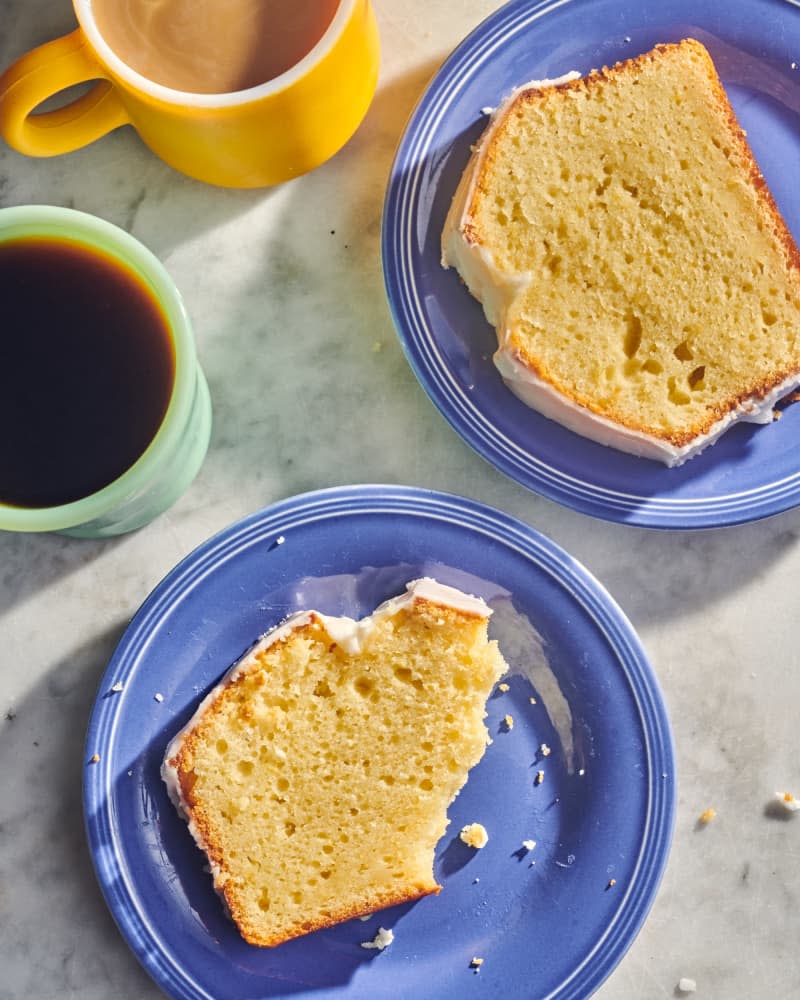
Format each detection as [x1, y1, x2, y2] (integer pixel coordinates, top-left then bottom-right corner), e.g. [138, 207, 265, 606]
[0, 0, 379, 187]
[91, 0, 341, 93]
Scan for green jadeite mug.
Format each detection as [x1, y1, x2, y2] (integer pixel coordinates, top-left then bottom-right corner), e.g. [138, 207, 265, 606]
[0, 205, 212, 537]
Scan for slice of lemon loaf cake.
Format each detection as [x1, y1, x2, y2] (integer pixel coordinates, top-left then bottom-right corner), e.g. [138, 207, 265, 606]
[441, 39, 800, 465]
[162, 578, 507, 947]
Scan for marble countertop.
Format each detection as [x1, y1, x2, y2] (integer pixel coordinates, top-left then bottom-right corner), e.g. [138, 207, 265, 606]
[2, 2, 799, 998]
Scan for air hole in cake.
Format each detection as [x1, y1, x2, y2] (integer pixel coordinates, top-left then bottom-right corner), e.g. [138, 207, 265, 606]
[762, 306, 778, 327]
[258, 889, 271, 912]
[284, 822, 296, 836]
[668, 377, 691, 406]
[314, 680, 333, 698]
[277, 777, 290, 792]
[642, 358, 663, 375]
[546, 255, 563, 275]
[353, 676, 373, 697]
[674, 339, 694, 361]
[688, 366, 706, 389]
[419, 778, 434, 791]
[623, 312, 643, 358]
[237, 760, 254, 777]
[216, 739, 229, 755]
[380, 774, 395, 785]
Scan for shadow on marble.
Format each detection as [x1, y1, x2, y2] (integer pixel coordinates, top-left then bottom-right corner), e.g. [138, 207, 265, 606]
[0, 531, 125, 617]
[0, 621, 159, 999]
[194, 57, 447, 499]
[585, 505, 800, 628]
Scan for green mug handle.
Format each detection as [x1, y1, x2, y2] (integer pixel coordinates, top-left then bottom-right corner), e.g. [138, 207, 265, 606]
[0, 29, 130, 156]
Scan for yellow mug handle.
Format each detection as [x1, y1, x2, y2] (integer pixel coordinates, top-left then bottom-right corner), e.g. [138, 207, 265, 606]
[0, 30, 130, 156]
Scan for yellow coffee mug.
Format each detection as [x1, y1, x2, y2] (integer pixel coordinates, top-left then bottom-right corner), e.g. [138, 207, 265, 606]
[0, 0, 379, 188]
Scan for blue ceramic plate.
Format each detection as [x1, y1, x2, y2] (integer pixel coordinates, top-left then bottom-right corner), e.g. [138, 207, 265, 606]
[84, 486, 674, 1000]
[382, 0, 800, 528]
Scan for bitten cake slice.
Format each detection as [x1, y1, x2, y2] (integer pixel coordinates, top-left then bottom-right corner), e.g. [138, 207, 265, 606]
[162, 578, 507, 947]
[441, 39, 800, 465]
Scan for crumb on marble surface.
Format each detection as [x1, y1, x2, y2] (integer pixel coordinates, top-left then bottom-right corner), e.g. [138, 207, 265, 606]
[698, 807, 717, 825]
[775, 791, 799, 813]
[678, 977, 697, 993]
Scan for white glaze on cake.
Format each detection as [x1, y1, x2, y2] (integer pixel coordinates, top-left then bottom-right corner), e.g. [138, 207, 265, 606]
[494, 349, 799, 466]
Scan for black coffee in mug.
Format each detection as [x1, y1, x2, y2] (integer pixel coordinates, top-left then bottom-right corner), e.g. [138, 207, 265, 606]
[0, 237, 175, 508]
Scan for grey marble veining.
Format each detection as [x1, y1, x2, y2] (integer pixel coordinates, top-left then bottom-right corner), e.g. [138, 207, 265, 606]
[2, 2, 800, 998]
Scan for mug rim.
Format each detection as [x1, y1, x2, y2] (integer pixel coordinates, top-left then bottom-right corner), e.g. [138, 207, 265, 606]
[0, 205, 198, 532]
[73, 0, 356, 108]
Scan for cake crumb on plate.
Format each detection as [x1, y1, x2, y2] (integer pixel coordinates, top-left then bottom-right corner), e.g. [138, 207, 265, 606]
[361, 927, 394, 950]
[460, 822, 489, 848]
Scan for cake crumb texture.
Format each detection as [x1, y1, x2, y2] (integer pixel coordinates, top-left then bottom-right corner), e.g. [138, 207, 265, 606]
[163, 583, 506, 947]
[444, 39, 800, 457]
